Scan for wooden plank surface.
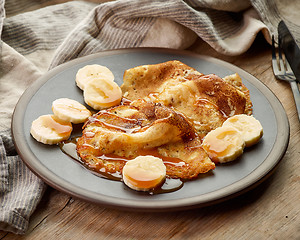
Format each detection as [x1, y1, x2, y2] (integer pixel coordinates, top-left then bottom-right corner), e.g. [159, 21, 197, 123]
[1, 34, 299, 240]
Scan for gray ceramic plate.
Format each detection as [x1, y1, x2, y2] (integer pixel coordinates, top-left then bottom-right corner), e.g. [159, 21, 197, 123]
[12, 48, 289, 211]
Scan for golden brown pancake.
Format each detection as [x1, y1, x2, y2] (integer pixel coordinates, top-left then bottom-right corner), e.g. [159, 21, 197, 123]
[122, 60, 204, 100]
[121, 61, 252, 137]
[77, 60, 252, 180]
[76, 99, 215, 179]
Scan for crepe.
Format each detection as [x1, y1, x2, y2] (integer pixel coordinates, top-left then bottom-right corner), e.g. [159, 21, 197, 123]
[121, 60, 252, 137]
[76, 99, 215, 179]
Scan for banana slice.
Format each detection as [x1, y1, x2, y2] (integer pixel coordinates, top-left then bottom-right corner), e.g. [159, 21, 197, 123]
[83, 77, 122, 110]
[30, 114, 72, 145]
[122, 155, 166, 191]
[223, 114, 263, 147]
[52, 98, 91, 124]
[76, 64, 114, 90]
[202, 126, 245, 163]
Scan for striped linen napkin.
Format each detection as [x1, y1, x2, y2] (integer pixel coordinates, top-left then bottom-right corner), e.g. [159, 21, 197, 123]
[1, 0, 299, 235]
[49, 0, 300, 68]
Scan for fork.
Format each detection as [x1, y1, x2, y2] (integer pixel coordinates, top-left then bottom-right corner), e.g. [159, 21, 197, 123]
[271, 35, 300, 122]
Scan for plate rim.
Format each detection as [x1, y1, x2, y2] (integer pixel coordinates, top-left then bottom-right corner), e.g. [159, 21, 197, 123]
[12, 47, 290, 211]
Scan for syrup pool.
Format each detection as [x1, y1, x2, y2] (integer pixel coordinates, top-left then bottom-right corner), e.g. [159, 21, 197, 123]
[59, 139, 184, 194]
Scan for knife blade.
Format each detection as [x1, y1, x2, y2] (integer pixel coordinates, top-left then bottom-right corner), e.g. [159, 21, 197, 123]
[278, 20, 300, 80]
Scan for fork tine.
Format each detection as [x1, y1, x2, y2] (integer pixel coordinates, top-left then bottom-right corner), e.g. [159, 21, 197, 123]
[277, 35, 286, 73]
[285, 56, 293, 73]
[282, 57, 296, 81]
[271, 35, 279, 75]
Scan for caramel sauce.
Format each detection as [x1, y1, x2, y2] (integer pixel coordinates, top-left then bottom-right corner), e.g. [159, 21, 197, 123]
[55, 103, 89, 114]
[44, 115, 72, 136]
[59, 139, 123, 181]
[124, 172, 163, 189]
[87, 111, 142, 135]
[196, 98, 228, 118]
[137, 148, 186, 167]
[125, 177, 184, 195]
[148, 92, 159, 101]
[99, 121, 141, 134]
[59, 139, 184, 194]
[202, 129, 237, 161]
[103, 98, 121, 107]
[88, 111, 137, 123]
[121, 97, 132, 105]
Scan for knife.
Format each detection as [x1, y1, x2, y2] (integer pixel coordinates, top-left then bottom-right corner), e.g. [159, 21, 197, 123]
[278, 20, 300, 81]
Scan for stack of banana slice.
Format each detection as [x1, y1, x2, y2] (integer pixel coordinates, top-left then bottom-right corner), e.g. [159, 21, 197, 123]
[30, 98, 91, 145]
[202, 114, 263, 163]
[76, 64, 122, 110]
[30, 64, 122, 145]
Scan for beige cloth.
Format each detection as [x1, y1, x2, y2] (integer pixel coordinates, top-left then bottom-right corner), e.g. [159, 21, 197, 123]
[0, 0, 299, 234]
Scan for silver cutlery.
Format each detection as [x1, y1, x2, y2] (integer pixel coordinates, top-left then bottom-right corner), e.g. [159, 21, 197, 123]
[271, 35, 300, 122]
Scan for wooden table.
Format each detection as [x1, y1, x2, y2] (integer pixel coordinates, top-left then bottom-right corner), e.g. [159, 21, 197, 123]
[1, 34, 299, 239]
